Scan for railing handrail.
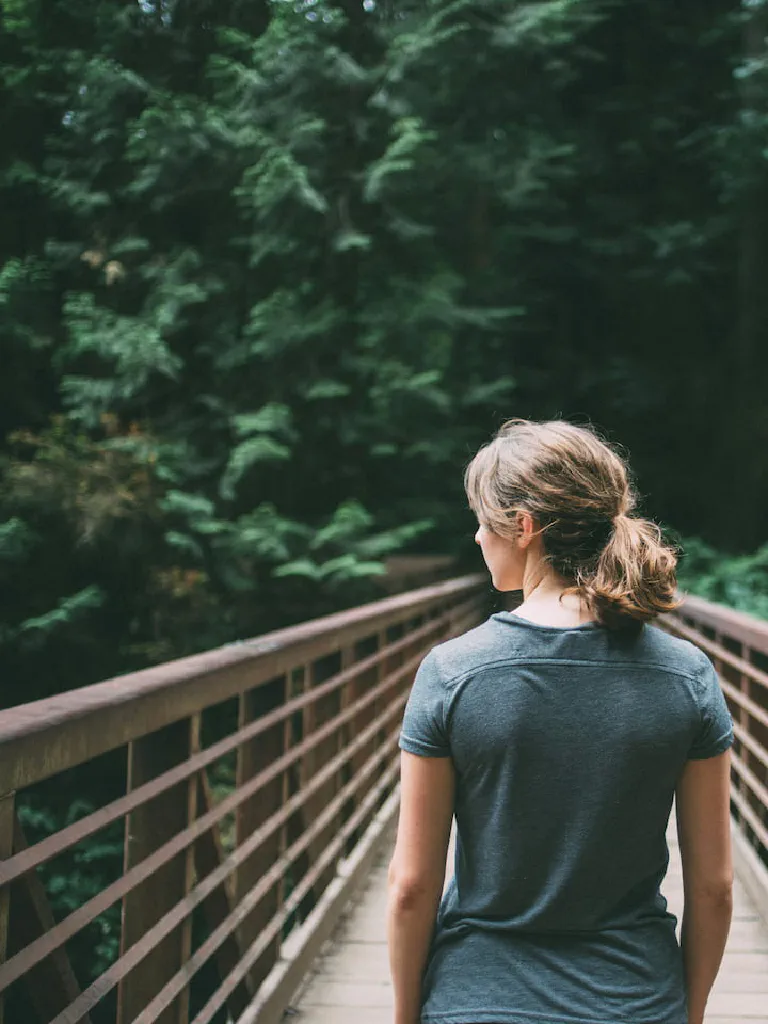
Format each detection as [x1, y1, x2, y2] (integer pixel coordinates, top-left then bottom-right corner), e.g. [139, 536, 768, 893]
[0, 573, 488, 1024]
[0, 579, 764, 1024]
[665, 588, 768, 923]
[674, 592, 768, 653]
[0, 573, 485, 794]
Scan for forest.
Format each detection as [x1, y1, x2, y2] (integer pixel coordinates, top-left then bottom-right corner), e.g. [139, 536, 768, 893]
[2, 0, 768, 717]
[3, 2, 768, 1020]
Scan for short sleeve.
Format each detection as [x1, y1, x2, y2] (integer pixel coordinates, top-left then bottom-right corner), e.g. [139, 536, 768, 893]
[399, 650, 450, 757]
[688, 655, 734, 760]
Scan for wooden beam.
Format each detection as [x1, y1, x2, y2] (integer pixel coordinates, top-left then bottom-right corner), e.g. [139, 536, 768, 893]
[117, 720, 193, 1024]
[193, 772, 252, 1019]
[0, 577, 484, 795]
[0, 794, 13, 1024]
[6, 816, 93, 1024]
[235, 675, 286, 992]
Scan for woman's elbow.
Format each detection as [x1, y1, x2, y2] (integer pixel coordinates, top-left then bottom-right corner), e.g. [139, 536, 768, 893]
[388, 861, 434, 911]
[685, 872, 734, 907]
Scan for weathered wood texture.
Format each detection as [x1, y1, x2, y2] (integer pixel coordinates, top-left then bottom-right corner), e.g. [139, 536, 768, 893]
[0, 575, 485, 794]
[2, 585, 764, 1024]
[6, 818, 93, 1024]
[236, 675, 287, 991]
[662, 596, 768, 880]
[117, 720, 194, 1024]
[0, 574, 486, 1024]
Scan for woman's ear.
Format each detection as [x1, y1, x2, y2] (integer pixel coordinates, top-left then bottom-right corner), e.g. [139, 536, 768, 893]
[515, 510, 537, 548]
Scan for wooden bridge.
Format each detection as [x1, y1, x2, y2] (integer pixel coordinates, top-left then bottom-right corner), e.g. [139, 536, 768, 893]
[0, 576, 766, 1024]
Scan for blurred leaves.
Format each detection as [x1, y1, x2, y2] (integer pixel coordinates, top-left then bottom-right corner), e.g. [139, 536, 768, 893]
[15, 585, 105, 647]
[0, 0, 764, 714]
[677, 536, 768, 621]
[1, 0, 767, 1002]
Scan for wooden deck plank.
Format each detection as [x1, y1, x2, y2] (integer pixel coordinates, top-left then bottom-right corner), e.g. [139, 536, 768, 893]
[289, 817, 768, 1024]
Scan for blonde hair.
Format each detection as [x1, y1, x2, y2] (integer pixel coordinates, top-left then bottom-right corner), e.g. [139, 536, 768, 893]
[464, 419, 680, 630]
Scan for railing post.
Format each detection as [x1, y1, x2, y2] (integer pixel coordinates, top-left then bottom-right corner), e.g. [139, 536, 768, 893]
[737, 641, 750, 818]
[235, 675, 286, 991]
[720, 633, 749, 812]
[280, 666, 309, 926]
[117, 718, 195, 1024]
[302, 655, 343, 902]
[191, 768, 251, 1019]
[743, 642, 768, 848]
[377, 623, 403, 797]
[343, 634, 380, 852]
[178, 713, 200, 1024]
[4, 817, 93, 1024]
[338, 645, 354, 836]
[751, 644, 768, 843]
[279, 675, 296, 909]
[0, 792, 14, 1024]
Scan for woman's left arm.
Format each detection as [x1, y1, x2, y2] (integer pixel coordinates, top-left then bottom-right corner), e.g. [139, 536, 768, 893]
[387, 750, 455, 1024]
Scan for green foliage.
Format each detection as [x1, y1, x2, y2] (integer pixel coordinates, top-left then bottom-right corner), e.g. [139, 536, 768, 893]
[3, 418, 156, 544]
[275, 500, 433, 586]
[61, 292, 183, 424]
[15, 585, 104, 646]
[17, 797, 123, 981]
[221, 407, 293, 500]
[364, 117, 436, 202]
[494, 0, 604, 47]
[0, 517, 34, 560]
[3, 0, 768, 1003]
[2, 0, 764, 699]
[2, 0, 768, 982]
[677, 537, 768, 621]
[0, 0, 764, 661]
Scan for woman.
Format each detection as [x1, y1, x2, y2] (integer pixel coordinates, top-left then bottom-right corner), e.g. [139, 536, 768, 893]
[387, 419, 733, 1024]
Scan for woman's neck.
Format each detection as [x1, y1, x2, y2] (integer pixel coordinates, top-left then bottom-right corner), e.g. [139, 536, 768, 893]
[515, 577, 596, 628]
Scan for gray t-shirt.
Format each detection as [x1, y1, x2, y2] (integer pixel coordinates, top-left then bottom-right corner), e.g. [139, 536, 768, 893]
[399, 610, 734, 1024]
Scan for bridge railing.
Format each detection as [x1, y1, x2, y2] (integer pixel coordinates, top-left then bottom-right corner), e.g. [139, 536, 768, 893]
[664, 595, 768, 918]
[0, 574, 487, 1024]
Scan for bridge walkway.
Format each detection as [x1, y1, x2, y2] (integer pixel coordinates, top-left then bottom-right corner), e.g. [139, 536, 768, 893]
[292, 819, 768, 1024]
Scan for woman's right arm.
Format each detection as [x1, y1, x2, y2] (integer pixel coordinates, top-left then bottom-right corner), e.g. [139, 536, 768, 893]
[675, 750, 733, 1024]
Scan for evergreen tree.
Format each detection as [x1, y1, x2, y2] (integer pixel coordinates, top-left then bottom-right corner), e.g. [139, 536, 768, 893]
[0, 0, 764, 711]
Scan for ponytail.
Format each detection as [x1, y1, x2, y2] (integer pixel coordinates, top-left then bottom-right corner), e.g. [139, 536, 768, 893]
[577, 514, 680, 631]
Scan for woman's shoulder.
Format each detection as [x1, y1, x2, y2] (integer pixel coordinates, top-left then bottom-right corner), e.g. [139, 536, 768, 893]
[427, 615, 713, 688]
[428, 615, 515, 685]
[636, 622, 714, 681]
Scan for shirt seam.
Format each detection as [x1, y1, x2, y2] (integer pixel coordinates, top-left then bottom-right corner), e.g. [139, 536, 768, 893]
[687, 727, 734, 760]
[432, 654, 710, 694]
[400, 731, 449, 756]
